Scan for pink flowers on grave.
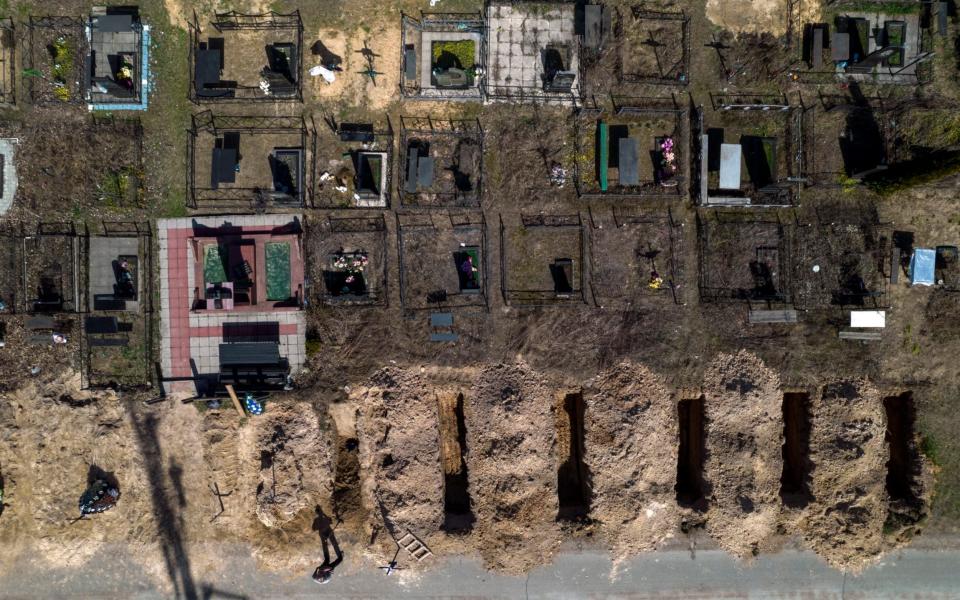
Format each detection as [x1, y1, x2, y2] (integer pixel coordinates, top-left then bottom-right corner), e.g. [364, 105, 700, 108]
[660, 137, 677, 171]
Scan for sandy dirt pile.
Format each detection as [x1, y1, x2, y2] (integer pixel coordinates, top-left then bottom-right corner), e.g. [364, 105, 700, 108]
[467, 362, 561, 574]
[800, 380, 888, 571]
[247, 402, 334, 529]
[0, 371, 213, 592]
[706, 0, 822, 37]
[235, 400, 335, 573]
[702, 351, 783, 558]
[583, 362, 678, 562]
[354, 368, 444, 550]
[0, 371, 148, 569]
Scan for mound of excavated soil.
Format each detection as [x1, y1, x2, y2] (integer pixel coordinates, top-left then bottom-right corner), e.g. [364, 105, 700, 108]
[228, 399, 336, 574]
[583, 362, 678, 562]
[702, 351, 783, 558]
[355, 368, 444, 545]
[800, 380, 888, 571]
[467, 362, 561, 574]
[0, 372, 148, 569]
[246, 401, 334, 529]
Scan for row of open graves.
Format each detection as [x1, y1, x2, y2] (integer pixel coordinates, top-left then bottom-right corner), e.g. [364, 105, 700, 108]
[0, 221, 152, 389]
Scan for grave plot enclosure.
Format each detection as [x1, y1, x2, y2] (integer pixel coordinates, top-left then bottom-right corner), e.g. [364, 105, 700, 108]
[485, 0, 581, 102]
[305, 214, 388, 307]
[314, 121, 393, 209]
[401, 12, 485, 100]
[696, 95, 806, 207]
[189, 112, 313, 210]
[25, 16, 87, 104]
[22, 223, 80, 314]
[501, 213, 585, 306]
[582, 7, 690, 94]
[398, 212, 487, 311]
[189, 11, 303, 102]
[85, 7, 147, 106]
[808, 99, 889, 181]
[0, 19, 14, 105]
[399, 117, 483, 207]
[574, 97, 687, 198]
[793, 209, 890, 309]
[80, 222, 152, 389]
[589, 207, 683, 307]
[698, 212, 791, 303]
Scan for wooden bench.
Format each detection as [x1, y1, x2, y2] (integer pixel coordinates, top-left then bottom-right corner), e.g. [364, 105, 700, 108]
[749, 310, 798, 324]
[838, 329, 882, 341]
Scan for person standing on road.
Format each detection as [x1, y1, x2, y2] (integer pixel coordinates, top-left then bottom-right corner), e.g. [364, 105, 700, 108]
[311, 506, 343, 585]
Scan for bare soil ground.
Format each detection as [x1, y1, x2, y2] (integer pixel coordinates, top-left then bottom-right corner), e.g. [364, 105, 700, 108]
[467, 362, 561, 574]
[798, 380, 889, 571]
[702, 351, 783, 559]
[583, 362, 678, 564]
[354, 368, 445, 553]
[4, 116, 143, 220]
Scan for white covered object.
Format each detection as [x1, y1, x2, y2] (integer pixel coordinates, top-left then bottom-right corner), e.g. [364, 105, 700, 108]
[850, 310, 886, 328]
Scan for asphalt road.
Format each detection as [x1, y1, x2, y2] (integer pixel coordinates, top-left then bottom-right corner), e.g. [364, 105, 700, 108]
[2, 542, 960, 599]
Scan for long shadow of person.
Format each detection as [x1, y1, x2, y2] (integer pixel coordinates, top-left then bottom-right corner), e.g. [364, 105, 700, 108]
[311, 506, 343, 585]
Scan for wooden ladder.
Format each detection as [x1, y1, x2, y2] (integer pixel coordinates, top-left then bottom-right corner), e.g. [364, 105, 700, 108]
[398, 531, 432, 562]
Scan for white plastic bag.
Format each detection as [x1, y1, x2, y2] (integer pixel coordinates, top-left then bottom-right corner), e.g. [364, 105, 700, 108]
[309, 65, 336, 83]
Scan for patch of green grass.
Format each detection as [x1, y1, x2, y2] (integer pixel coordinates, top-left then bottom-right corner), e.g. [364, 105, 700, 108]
[917, 389, 960, 528]
[921, 434, 940, 465]
[432, 40, 476, 70]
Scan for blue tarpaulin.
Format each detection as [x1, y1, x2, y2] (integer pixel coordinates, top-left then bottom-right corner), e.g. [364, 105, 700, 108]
[910, 248, 936, 286]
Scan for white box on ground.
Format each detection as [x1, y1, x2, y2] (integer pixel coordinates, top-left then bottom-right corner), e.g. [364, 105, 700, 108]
[850, 310, 886, 328]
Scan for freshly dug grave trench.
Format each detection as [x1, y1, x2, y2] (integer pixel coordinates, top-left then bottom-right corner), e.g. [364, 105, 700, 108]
[800, 380, 887, 571]
[466, 362, 561, 574]
[355, 368, 444, 553]
[438, 392, 474, 532]
[583, 362, 678, 562]
[702, 351, 783, 558]
[676, 396, 707, 509]
[882, 392, 934, 541]
[555, 392, 591, 522]
[780, 392, 812, 507]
